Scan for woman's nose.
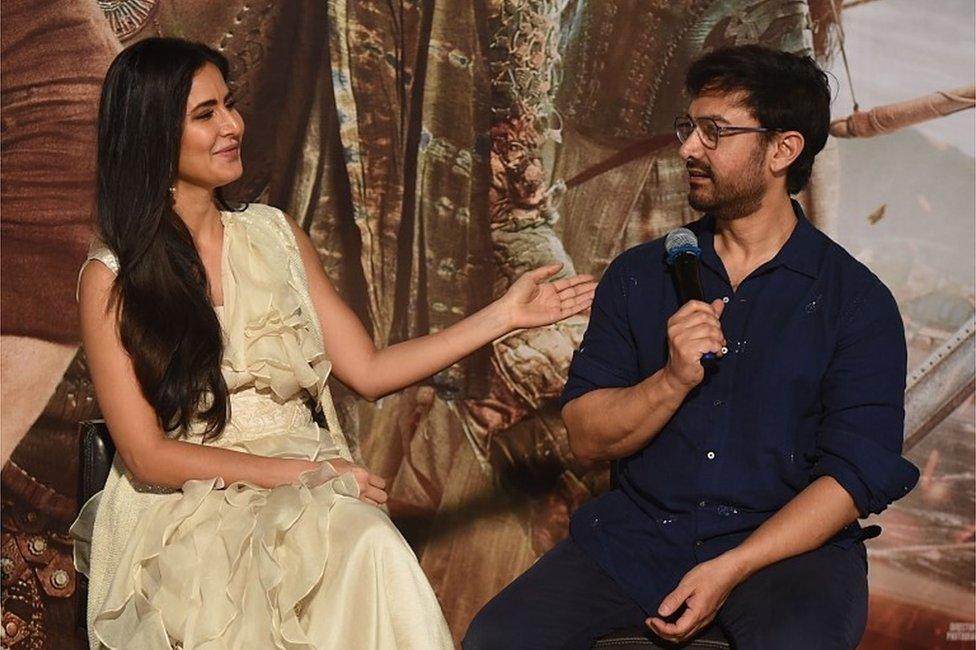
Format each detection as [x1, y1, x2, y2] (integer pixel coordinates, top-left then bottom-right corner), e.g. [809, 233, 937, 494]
[219, 109, 242, 136]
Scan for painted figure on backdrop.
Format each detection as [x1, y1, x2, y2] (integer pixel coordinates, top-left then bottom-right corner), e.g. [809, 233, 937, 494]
[70, 38, 594, 648]
[465, 45, 918, 650]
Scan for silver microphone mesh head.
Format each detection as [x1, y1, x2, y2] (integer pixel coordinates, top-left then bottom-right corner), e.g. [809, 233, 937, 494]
[665, 227, 699, 253]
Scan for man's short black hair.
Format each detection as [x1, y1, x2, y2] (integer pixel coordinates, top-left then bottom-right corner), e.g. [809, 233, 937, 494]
[685, 45, 831, 195]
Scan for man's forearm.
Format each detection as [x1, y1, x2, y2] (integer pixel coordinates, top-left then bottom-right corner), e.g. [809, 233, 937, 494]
[721, 476, 860, 581]
[562, 368, 690, 461]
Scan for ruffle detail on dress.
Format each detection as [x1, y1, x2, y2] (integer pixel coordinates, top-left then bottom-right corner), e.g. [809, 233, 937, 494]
[219, 209, 332, 405]
[71, 492, 100, 578]
[85, 453, 361, 649]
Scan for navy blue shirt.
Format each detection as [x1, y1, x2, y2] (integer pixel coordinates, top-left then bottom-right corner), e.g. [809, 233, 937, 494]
[561, 201, 919, 615]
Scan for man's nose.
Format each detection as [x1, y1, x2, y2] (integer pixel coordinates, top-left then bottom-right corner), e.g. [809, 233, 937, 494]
[678, 129, 702, 161]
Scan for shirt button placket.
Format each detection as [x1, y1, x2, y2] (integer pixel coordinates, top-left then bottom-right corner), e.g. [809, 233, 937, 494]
[700, 286, 730, 563]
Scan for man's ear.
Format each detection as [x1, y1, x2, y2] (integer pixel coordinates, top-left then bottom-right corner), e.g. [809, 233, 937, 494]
[770, 131, 804, 176]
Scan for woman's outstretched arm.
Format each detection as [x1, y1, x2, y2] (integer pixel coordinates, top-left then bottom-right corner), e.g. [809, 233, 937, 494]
[79, 260, 386, 500]
[287, 215, 595, 402]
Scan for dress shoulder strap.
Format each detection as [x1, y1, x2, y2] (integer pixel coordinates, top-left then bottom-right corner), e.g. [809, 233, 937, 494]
[77, 241, 119, 300]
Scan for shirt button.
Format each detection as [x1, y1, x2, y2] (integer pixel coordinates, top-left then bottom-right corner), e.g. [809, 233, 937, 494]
[706, 451, 716, 460]
[713, 399, 724, 407]
[698, 500, 706, 508]
[591, 516, 599, 527]
[695, 540, 703, 547]
[721, 296, 730, 303]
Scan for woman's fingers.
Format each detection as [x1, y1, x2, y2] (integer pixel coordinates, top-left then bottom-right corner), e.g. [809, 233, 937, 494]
[526, 263, 564, 282]
[356, 471, 388, 505]
[329, 460, 389, 505]
[361, 483, 388, 505]
[561, 284, 597, 304]
[551, 273, 595, 292]
[356, 469, 387, 504]
[367, 472, 387, 490]
[561, 287, 597, 316]
[557, 281, 596, 304]
[569, 286, 597, 303]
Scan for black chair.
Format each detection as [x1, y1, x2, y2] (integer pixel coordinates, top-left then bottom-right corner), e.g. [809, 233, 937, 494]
[593, 624, 732, 649]
[590, 463, 733, 649]
[76, 420, 116, 630]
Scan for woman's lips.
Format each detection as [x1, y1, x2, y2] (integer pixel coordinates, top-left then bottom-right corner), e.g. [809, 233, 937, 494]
[213, 144, 240, 159]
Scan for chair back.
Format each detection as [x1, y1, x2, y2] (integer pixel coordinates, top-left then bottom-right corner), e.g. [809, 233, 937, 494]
[78, 420, 115, 506]
[76, 420, 115, 630]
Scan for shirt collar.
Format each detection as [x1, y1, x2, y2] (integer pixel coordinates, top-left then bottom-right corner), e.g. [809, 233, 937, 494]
[693, 199, 822, 281]
[775, 200, 822, 278]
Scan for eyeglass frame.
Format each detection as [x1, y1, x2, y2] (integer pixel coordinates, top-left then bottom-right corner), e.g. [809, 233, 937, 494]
[674, 114, 782, 149]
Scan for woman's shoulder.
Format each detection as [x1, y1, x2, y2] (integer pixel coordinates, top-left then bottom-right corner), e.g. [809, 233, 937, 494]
[227, 202, 300, 247]
[226, 202, 289, 226]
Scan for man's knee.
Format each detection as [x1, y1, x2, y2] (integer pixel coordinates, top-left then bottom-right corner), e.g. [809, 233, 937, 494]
[465, 538, 640, 649]
[729, 608, 865, 650]
[463, 569, 559, 650]
[463, 593, 522, 650]
[720, 545, 868, 650]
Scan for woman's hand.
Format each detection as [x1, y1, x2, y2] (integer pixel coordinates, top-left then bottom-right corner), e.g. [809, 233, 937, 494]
[501, 263, 596, 330]
[325, 458, 388, 506]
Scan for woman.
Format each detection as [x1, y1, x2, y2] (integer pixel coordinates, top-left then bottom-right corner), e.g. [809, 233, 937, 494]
[71, 38, 595, 649]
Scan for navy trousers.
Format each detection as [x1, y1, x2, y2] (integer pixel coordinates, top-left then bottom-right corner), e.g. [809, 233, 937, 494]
[464, 536, 868, 650]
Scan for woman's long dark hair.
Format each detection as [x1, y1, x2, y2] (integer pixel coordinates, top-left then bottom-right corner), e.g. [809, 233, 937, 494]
[97, 38, 236, 440]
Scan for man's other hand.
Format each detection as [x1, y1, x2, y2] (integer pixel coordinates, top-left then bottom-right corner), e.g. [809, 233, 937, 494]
[646, 553, 743, 643]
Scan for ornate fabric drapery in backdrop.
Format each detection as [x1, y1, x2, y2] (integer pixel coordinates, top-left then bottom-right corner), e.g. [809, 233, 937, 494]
[1, 1, 972, 648]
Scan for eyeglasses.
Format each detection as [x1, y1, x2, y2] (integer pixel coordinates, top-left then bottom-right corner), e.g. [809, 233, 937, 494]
[674, 115, 781, 149]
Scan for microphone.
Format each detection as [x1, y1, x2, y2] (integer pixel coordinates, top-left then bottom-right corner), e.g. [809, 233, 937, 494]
[665, 227, 717, 367]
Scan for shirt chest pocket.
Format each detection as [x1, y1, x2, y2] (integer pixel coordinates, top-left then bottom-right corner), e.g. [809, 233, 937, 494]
[761, 293, 831, 396]
[749, 296, 833, 461]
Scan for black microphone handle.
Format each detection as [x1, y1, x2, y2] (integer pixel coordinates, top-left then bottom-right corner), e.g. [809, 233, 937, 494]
[672, 253, 705, 303]
[671, 252, 717, 367]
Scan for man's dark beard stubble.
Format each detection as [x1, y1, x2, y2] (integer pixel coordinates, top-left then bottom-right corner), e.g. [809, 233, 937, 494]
[687, 142, 768, 221]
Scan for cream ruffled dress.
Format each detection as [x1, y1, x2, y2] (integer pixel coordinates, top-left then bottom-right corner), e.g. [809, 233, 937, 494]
[71, 204, 453, 649]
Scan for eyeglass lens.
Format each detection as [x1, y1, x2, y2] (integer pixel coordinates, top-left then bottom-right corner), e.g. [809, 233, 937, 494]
[675, 117, 718, 147]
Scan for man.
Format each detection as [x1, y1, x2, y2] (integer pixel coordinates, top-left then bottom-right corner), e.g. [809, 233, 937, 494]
[464, 45, 919, 649]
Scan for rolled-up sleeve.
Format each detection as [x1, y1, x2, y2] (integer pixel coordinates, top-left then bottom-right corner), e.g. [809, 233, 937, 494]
[560, 257, 641, 408]
[811, 278, 920, 516]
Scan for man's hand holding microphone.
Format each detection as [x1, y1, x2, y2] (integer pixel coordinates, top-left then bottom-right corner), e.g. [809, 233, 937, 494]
[663, 298, 727, 390]
[663, 227, 727, 390]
